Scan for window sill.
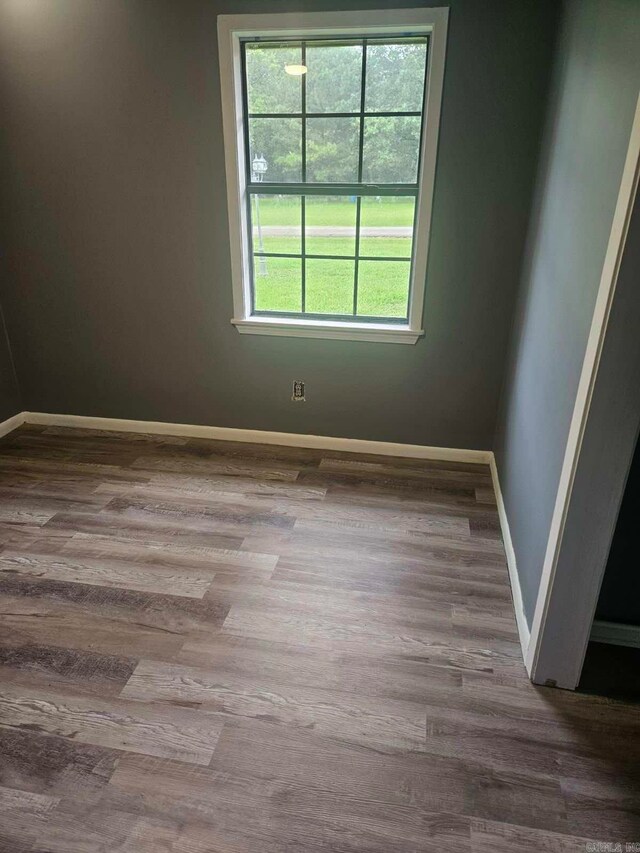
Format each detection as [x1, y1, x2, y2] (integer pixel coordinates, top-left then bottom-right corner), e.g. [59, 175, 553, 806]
[231, 317, 424, 345]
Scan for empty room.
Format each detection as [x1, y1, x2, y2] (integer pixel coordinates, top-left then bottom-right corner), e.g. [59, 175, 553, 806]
[1, 0, 640, 850]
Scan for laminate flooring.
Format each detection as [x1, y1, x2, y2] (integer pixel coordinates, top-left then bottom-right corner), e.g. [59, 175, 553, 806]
[0, 424, 638, 851]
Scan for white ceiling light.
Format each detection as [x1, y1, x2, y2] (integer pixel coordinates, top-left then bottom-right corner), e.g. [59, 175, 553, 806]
[284, 64, 308, 76]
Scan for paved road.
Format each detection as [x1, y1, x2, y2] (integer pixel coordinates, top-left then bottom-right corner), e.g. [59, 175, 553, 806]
[255, 226, 411, 237]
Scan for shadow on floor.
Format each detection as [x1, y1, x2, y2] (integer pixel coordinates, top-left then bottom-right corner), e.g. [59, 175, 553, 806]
[529, 662, 640, 839]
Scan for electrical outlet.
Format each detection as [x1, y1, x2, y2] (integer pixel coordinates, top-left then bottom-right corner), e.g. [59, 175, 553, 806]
[292, 380, 306, 402]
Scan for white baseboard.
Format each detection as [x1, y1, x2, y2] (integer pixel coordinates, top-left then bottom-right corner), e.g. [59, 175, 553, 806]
[0, 411, 25, 438]
[490, 455, 531, 668]
[590, 620, 640, 649]
[19, 412, 492, 464]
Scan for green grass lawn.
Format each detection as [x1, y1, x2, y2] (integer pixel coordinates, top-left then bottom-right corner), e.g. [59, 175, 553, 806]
[253, 196, 415, 227]
[251, 198, 413, 318]
[253, 251, 410, 317]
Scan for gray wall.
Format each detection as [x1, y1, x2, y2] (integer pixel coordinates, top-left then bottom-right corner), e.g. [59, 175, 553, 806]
[493, 0, 640, 624]
[0, 303, 20, 420]
[531, 189, 640, 688]
[0, 42, 22, 421]
[0, 0, 556, 448]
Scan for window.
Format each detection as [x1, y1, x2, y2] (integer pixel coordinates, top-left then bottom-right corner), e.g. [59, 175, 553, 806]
[218, 10, 448, 344]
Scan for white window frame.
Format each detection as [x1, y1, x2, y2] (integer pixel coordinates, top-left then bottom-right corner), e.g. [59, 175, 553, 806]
[217, 8, 448, 345]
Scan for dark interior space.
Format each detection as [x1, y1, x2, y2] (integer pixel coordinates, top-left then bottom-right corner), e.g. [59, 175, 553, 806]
[580, 434, 640, 702]
[580, 643, 640, 703]
[596, 434, 640, 626]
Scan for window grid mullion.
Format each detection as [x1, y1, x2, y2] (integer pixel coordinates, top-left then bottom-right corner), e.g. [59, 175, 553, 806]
[353, 40, 367, 315]
[301, 198, 306, 313]
[353, 197, 362, 315]
[247, 111, 421, 119]
[253, 252, 411, 263]
[253, 309, 408, 325]
[301, 41, 307, 313]
[239, 41, 258, 315]
[357, 41, 367, 184]
[247, 183, 418, 197]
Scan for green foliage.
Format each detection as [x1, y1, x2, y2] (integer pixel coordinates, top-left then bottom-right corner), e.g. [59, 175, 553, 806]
[306, 43, 362, 113]
[246, 43, 302, 113]
[245, 38, 427, 184]
[364, 41, 426, 112]
[306, 117, 359, 182]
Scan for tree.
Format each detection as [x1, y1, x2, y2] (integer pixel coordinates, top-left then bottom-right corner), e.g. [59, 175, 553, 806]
[245, 39, 427, 184]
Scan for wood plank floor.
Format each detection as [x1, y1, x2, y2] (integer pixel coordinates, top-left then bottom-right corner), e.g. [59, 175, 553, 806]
[0, 424, 639, 851]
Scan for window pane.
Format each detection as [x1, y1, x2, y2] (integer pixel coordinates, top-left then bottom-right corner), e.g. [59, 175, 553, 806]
[305, 196, 356, 256]
[362, 116, 421, 183]
[306, 117, 359, 183]
[253, 256, 301, 313]
[251, 195, 301, 255]
[357, 260, 410, 318]
[246, 44, 302, 114]
[248, 118, 301, 182]
[364, 40, 427, 113]
[305, 258, 355, 315]
[306, 42, 362, 113]
[359, 197, 415, 258]
[240, 36, 430, 325]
